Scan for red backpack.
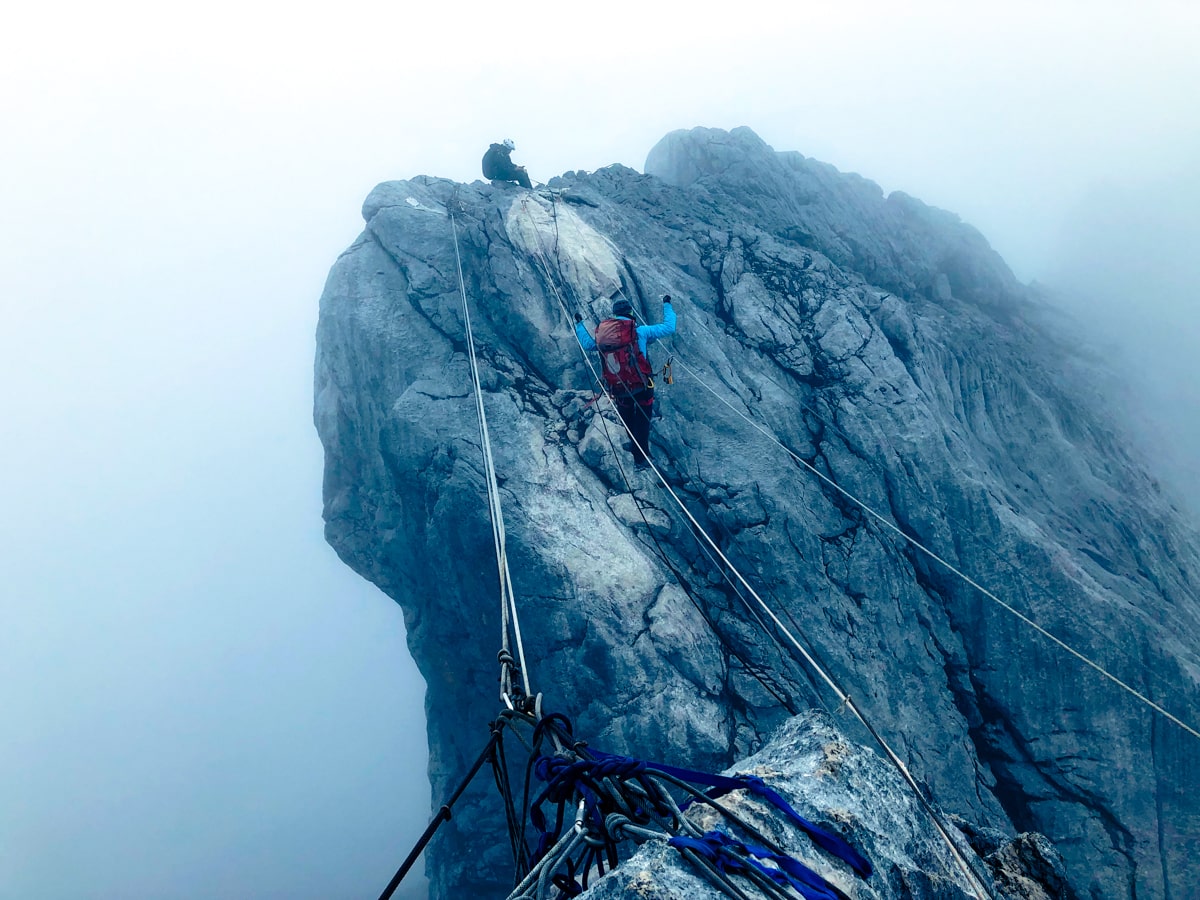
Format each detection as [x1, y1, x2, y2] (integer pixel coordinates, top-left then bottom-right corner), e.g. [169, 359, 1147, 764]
[595, 318, 653, 393]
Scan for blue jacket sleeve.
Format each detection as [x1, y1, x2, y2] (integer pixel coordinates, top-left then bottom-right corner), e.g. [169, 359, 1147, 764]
[636, 302, 677, 351]
[575, 321, 597, 351]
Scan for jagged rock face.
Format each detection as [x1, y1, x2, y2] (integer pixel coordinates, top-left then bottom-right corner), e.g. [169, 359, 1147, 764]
[579, 711, 1071, 900]
[314, 127, 1200, 899]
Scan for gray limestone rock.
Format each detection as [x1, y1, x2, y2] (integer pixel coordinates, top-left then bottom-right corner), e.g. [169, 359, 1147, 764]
[580, 711, 1067, 900]
[314, 131, 1200, 899]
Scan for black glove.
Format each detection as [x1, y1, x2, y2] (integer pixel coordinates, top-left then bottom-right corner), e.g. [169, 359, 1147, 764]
[662, 294, 672, 304]
[574, 312, 583, 323]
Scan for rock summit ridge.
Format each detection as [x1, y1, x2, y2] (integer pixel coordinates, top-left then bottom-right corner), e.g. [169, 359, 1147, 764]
[314, 126, 1200, 899]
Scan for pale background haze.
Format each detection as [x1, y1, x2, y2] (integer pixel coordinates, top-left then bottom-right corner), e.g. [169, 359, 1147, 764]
[2, 1, 1197, 898]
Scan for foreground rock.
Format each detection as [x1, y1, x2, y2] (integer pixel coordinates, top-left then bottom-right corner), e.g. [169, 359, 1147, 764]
[581, 711, 1070, 900]
[314, 127, 1200, 898]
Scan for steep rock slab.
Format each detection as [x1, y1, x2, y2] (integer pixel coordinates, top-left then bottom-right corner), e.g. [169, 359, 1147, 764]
[315, 131, 1200, 898]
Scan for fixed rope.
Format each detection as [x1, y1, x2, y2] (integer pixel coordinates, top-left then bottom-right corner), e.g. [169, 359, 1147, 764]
[392, 193, 970, 897]
[513, 212, 807, 712]
[449, 210, 533, 706]
[664, 348, 1200, 743]
[381, 189, 1193, 900]
[523, 196, 992, 898]
[600, 259, 1200, 745]
[605, 424, 993, 898]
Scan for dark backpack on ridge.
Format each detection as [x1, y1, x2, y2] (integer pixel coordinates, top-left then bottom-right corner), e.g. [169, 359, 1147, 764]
[482, 144, 507, 180]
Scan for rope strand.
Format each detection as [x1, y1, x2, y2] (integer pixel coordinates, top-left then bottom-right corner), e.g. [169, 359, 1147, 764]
[665, 351, 1200, 742]
[526, 196, 992, 898]
[449, 212, 532, 702]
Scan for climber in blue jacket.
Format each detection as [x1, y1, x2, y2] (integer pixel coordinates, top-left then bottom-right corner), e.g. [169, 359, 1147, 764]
[575, 296, 677, 468]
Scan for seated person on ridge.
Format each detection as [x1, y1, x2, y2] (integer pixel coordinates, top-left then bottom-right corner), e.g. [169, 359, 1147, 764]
[482, 139, 532, 189]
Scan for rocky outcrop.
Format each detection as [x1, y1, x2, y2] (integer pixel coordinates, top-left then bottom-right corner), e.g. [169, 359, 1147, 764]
[314, 127, 1200, 899]
[580, 711, 1071, 900]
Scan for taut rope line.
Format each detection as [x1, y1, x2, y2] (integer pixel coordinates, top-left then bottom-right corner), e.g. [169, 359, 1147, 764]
[525, 195, 993, 898]
[450, 210, 532, 704]
[665, 350, 1200, 743]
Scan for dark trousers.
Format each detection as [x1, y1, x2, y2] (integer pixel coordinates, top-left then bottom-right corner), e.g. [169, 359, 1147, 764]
[491, 161, 532, 188]
[615, 389, 655, 463]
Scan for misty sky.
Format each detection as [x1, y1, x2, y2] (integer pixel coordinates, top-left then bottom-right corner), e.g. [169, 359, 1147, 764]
[2, 1, 1197, 898]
